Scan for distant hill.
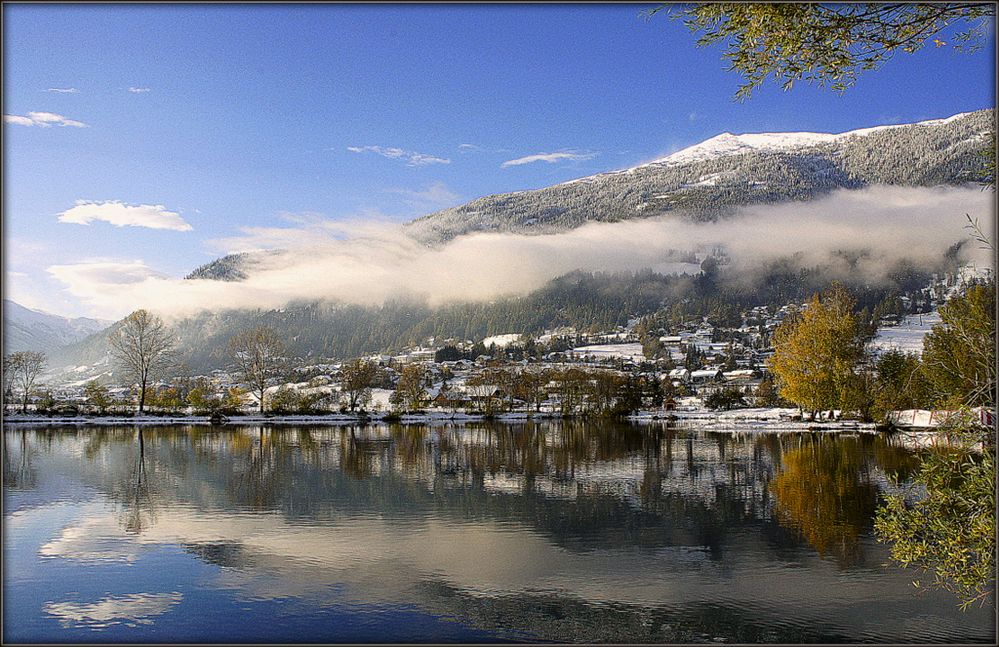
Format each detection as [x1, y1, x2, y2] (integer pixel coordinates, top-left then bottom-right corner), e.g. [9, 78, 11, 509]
[2, 300, 111, 355]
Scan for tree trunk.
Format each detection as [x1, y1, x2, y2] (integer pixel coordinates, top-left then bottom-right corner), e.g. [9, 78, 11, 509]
[259, 388, 265, 414]
[138, 381, 146, 413]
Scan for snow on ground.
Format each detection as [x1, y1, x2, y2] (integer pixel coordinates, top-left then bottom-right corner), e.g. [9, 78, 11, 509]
[482, 333, 522, 348]
[570, 343, 646, 362]
[370, 388, 393, 411]
[869, 311, 941, 356]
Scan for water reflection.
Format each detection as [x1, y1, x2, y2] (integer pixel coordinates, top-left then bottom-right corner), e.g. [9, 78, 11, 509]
[3, 429, 37, 490]
[3, 423, 994, 644]
[44, 592, 183, 629]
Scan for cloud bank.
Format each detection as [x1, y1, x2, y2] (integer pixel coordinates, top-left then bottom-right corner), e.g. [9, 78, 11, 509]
[58, 200, 193, 231]
[4, 111, 88, 127]
[46, 87, 79, 93]
[46, 186, 994, 320]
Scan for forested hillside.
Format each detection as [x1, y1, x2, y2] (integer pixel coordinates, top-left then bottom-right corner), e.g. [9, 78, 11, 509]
[51, 250, 955, 374]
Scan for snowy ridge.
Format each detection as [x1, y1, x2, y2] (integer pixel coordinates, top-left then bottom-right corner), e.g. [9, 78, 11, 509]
[557, 111, 979, 187]
[648, 111, 977, 168]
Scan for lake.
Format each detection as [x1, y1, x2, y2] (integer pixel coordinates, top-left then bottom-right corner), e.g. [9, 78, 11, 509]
[3, 422, 994, 643]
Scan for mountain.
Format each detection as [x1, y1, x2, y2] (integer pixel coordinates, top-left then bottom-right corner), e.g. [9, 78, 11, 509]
[188, 110, 993, 284]
[48, 110, 993, 375]
[2, 300, 111, 355]
[404, 110, 992, 242]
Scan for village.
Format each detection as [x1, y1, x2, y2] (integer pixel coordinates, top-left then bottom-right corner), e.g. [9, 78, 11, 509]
[6, 266, 988, 428]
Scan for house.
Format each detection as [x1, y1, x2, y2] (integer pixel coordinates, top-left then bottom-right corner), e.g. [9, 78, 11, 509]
[667, 368, 690, 384]
[464, 384, 504, 401]
[432, 385, 471, 409]
[690, 368, 722, 383]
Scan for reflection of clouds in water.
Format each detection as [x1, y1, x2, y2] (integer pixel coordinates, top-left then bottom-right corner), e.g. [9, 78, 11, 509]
[38, 504, 882, 615]
[16, 427, 990, 644]
[39, 515, 144, 563]
[44, 592, 183, 628]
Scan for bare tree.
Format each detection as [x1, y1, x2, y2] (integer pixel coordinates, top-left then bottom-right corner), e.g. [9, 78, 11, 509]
[3, 354, 20, 410]
[392, 363, 429, 412]
[228, 326, 284, 414]
[108, 310, 175, 413]
[6, 351, 46, 413]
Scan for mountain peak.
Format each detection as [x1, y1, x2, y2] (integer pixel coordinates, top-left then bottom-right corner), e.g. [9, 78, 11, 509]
[640, 111, 982, 170]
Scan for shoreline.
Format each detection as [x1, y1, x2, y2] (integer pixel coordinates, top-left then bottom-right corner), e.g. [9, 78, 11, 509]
[2, 407, 882, 432]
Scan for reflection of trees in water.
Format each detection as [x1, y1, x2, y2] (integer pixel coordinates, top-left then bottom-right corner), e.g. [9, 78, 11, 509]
[338, 425, 385, 481]
[120, 429, 156, 533]
[98, 427, 157, 534]
[415, 577, 852, 644]
[230, 426, 306, 511]
[3, 429, 36, 489]
[769, 434, 892, 566]
[11, 424, 922, 562]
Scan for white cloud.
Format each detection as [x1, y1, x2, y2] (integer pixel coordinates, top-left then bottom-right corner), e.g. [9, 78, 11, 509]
[4, 111, 88, 128]
[45, 260, 171, 319]
[347, 145, 450, 166]
[128, 86, 151, 93]
[48, 259, 166, 288]
[4, 115, 35, 126]
[46, 87, 79, 93]
[57, 200, 193, 231]
[501, 151, 597, 168]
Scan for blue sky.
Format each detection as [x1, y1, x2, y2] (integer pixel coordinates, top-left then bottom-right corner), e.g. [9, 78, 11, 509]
[3, 3, 995, 318]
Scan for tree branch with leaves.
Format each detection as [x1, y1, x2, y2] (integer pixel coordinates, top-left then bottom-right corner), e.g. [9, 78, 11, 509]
[652, 3, 994, 100]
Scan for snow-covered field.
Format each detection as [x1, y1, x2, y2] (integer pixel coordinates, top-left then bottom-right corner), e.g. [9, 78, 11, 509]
[869, 311, 941, 356]
[481, 333, 523, 348]
[569, 342, 646, 362]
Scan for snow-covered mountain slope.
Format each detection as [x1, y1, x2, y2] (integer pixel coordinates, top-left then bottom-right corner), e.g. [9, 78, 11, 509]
[637, 112, 976, 169]
[187, 109, 992, 283]
[405, 109, 992, 242]
[3, 300, 111, 355]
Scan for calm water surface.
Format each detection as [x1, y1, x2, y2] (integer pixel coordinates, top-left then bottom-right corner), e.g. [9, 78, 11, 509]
[3, 422, 995, 643]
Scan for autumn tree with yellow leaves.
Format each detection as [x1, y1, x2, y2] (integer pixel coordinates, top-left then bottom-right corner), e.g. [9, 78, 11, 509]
[767, 284, 867, 416]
